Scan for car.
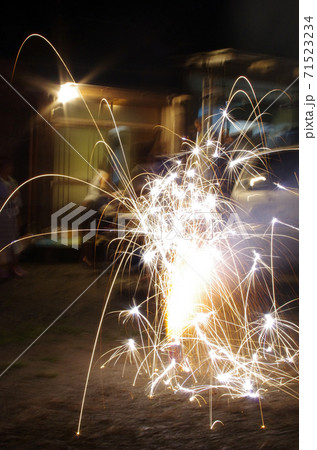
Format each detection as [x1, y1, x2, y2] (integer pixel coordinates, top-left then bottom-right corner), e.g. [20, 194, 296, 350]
[229, 147, 299, 275]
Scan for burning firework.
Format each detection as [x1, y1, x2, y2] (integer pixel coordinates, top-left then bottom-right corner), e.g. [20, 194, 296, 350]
[76, 80, 298, 432]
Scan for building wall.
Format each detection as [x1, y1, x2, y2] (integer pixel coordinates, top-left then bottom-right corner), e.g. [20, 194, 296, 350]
[29, 84, 171, 232]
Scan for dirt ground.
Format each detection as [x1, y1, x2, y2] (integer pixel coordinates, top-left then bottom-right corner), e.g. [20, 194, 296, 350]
[0, 257, 299, 449]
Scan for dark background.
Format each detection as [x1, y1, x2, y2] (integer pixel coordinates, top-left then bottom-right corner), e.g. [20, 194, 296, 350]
[1, 0, 299, 90]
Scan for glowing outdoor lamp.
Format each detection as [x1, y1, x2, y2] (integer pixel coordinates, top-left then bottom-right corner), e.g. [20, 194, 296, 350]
[57, 82, 79, 104]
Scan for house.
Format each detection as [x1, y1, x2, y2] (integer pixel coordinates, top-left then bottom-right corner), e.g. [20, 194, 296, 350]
[16, 48, 298, 235]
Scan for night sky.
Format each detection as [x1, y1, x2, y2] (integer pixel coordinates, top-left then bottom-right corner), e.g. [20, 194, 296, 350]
[1, 1, 299, 90]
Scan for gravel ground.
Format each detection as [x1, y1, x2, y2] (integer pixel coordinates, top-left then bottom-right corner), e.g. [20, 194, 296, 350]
[0, 259, 299, 449]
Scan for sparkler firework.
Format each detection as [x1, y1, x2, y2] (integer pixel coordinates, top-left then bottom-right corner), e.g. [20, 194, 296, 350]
[78, 80, 299, 432]
[1, 35, 299, 435]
